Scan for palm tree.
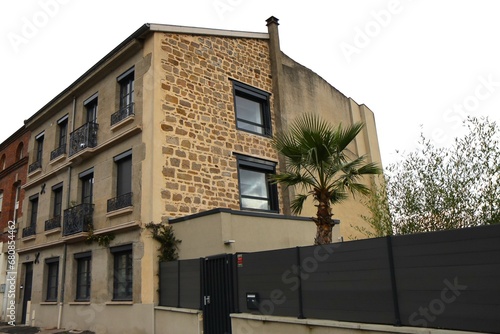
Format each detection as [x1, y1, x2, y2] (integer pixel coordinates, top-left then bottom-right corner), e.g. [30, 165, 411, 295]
[271, 114, 381, 245]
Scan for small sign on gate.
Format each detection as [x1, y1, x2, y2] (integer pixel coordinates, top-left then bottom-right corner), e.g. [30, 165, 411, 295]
[237, 254, 243, 267]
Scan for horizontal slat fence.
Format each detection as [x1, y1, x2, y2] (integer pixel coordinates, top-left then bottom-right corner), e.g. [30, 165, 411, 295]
[160, 224, 500, 333]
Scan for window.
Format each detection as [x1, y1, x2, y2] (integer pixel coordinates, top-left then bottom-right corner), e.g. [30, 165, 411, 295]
[29, 195, 39, 226]
[80, 169, 94, 204]
[75, 252, 91, 301]
[236, 154, 278, 212]
[0, 154, 5, 170]
[58, 115, 68, 149]
[119, 68, 134, 111]
[84, 94, 98, 124]
[46, 258, 59, 302]
[52, 183, 63, 218]
[35, 133, 44, 163]
[232, 80, 271, 136]
[116, 151, 132, 197]
[108, 151, 132, 212]
[13, 183, 21, 223]
[111, 244, 133, 300]
[16, 142, 24, 161]
[0, 191, 3, 214]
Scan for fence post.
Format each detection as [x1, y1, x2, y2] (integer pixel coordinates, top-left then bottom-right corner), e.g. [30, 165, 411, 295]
[386, 236, 401, 326]
[295, 246, 305, 319]
[177, 260, 181, 308]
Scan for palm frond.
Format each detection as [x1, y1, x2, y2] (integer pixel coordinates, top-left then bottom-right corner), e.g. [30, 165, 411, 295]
[290, 194, 310, 215]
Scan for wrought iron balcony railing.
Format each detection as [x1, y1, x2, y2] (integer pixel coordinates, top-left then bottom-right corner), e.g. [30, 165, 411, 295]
[50, 144, 66, 160]
[63, 203, 94, 236]
[28, 160, 42, 173]
[45, 215, 61, 231]
[111, 103, 134, 126]
[69, 122, 98, 156]
[22, 224, 36, 238]
[107, 192, 133, 212]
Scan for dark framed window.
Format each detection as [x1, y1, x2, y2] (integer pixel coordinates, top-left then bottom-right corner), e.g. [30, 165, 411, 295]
[58, 115, 68, 148]
[111, 244, 133, 301]
[80, 169, 94, 204]
[232, 80, 271, 136]
[29, 195, 39, 226]
[84, 94, 98, 124]
[52, 183, 63, 218]
[235, 154, 278, 212]
[115, 151, 132, 197]
[35, 133, 44, 163]
[75, 252, 91, 301]
[46, 258, 59, 302]
[118, 68, 134, 110]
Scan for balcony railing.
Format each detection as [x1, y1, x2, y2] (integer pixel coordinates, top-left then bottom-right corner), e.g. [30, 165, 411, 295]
[63, 203, 94, 236]
[28, 160, 42, 173]
[111, 103, 134, 126]
[22, 224, 36, 238]
[107, 192, 133, 212]
[50, 144, 66, 160]
[45, 215, 61, 231]
[69, 122, 98, 156]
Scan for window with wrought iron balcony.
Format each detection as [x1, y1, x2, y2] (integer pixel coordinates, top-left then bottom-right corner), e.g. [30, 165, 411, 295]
[69, 96, 99, 157]
[28, 133, 44, 174]
[63, 169, 94, 236]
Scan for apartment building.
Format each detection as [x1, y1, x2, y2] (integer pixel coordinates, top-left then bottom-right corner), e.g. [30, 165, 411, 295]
[15, 17, 382, 333]
[0, 126, 30, 322]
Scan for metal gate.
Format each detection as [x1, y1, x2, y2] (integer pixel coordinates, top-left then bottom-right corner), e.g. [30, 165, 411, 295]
[201, 254, 236, 334]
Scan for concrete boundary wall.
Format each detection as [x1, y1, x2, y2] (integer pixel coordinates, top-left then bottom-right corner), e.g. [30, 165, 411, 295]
[230, 313, 484, 334]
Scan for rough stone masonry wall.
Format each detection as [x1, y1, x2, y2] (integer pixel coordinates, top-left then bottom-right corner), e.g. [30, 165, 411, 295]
[159, 33, 280, 218]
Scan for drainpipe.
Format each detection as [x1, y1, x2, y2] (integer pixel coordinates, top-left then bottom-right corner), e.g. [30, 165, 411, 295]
[58, 96, 76, 329]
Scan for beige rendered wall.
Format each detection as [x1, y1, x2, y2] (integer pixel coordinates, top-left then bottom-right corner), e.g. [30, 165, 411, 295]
[280, 54, 383, 240]
[170, 210, 332, 260]
[155, 307, 202, 334]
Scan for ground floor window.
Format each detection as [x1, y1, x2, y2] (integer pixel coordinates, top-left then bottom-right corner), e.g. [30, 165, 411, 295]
[46, 258, 59, 302]
[111, 244, 133, 300]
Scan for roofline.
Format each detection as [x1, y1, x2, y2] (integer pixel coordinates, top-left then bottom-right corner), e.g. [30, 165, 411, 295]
[149, 23, 269, 39]
[24, 23, 151, 126]
[24, 22, 269, 126]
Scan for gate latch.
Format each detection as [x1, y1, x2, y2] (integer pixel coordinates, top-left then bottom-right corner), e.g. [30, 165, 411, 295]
[204, 295, 211, 305]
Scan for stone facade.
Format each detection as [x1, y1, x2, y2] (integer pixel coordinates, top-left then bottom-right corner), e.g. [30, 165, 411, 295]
[159, 33, 280, 217]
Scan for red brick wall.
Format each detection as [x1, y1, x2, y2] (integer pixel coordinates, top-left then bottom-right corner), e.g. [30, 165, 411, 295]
[0, 127, 30, 241]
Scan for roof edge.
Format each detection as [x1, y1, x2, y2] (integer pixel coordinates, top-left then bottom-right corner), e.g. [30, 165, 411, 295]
[148, 23, 269, 39]
[24, 23, 152, 126]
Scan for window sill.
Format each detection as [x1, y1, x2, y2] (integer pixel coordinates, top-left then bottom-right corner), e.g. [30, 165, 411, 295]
[106, 301, 133, 305]
[28, 168, 42, 178]
[22, 235, 36, 242]
[69, 301, 90, 305]
[40, 302, 58, 305]
[106, 206, 133, 218]
[49, 154, 66, 165]
[45, 227, 61, 236]
[110, 115, 135, 132]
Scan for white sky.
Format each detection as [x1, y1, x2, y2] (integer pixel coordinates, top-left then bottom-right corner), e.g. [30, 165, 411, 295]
[1, 0, 499, 167]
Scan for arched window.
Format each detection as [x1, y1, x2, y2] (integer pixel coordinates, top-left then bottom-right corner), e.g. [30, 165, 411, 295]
[16, 142, 24, 161]
[0, 154, 5, 170]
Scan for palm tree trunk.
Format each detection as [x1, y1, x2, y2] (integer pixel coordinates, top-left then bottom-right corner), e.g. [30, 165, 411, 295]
[314, 195, 334, 245]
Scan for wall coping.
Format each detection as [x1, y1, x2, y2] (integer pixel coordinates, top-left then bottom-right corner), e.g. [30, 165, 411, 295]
[230, 313, 483, 334]
[155, 306, 202, 315]
[168, 207, 335, 224]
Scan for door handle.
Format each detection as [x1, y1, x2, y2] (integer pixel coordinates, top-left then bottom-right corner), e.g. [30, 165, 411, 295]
[204, 295, 211, 305]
